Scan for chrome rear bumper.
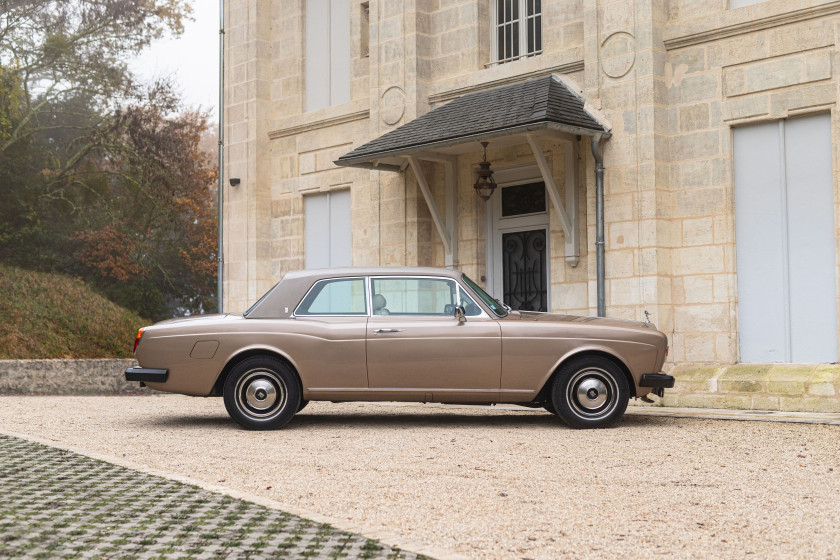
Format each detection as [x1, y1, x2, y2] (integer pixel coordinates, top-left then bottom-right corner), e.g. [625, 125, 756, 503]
[124, 367, 168, 383]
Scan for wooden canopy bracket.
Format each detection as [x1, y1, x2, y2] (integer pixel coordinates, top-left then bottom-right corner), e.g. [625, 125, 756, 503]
[405, 155, 457, 264]
[525, 133, 580, 267]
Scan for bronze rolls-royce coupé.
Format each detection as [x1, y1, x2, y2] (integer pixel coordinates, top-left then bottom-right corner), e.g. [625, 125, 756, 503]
[125, 267, 673, 429]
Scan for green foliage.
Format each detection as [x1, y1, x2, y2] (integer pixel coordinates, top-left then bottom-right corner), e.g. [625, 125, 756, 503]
[0, 264, 148, 359]
[0, 63, 24, 142]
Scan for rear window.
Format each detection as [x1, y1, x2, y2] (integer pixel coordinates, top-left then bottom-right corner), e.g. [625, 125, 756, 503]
[295, 278, 368, 316]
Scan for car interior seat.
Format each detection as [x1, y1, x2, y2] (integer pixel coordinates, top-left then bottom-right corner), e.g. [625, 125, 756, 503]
[372, 294, 390, 315]
[464, 302, 482, 316]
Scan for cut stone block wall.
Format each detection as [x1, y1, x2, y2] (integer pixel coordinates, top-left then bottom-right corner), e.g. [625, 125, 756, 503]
[0, 360, 146, 395]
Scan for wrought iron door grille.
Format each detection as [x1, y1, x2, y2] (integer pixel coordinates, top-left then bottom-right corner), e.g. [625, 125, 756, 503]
[502, 229, 547, 312]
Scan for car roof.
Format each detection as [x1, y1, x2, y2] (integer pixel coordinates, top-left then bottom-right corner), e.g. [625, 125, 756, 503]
[245, 267, 466, 318]
[282, 266, 462, 280]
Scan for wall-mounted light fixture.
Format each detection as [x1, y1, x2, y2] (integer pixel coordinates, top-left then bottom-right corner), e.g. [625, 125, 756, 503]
[229, 178, 240, 187]
[473, 141, 497, 201]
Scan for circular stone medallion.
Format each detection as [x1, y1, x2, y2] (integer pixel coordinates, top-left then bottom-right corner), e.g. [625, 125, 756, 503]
[380, 86, 406, 125]
[600, 32, 636, 79]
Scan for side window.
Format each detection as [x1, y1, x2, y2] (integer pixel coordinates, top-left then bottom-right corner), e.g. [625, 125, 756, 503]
[371, 278, 459, 316]
[458, 287, 483, 317]
[296, 278, 367, 316]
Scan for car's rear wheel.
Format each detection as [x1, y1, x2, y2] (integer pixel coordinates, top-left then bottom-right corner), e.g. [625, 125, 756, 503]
[223, 356, 300, 430]
[551, 356, 629, 429]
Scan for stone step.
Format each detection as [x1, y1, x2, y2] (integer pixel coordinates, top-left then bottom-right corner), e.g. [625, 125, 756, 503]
[632, 363, 840, 413]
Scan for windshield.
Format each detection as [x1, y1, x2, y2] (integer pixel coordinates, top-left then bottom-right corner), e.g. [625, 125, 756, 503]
[462, 274, 508, 317]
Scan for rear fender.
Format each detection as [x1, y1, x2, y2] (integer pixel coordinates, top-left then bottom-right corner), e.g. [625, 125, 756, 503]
[210, 345, 301, 397]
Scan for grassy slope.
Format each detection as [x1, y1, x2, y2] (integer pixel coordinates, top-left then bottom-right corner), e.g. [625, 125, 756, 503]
[0, 265, 149, 359]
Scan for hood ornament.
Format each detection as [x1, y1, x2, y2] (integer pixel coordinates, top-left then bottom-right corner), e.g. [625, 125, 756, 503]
[644, 310, 651, 327]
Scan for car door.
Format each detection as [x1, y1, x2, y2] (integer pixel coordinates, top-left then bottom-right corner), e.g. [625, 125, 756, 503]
[291, 276, 369, 392]
[365, 276, 501, 401]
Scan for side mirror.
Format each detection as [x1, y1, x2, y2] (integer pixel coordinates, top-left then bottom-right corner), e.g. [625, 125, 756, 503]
[454, 306, 466, 323]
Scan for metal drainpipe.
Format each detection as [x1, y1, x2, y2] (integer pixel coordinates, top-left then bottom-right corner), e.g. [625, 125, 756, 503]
[591, 137, 605, 317]
[217, 0, 225, 314]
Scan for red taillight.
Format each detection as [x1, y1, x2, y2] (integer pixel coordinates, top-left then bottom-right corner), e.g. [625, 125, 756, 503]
[133, 328, 145, 354]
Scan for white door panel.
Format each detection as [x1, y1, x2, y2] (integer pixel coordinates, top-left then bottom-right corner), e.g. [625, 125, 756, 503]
[784, 114, 838, 362]
[734, 121, 787, 362]
[734, 114, 837, 363]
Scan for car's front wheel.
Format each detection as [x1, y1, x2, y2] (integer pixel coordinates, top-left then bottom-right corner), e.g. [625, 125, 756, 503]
[551, 356, 629, 429]
[223, 356, 300, 430]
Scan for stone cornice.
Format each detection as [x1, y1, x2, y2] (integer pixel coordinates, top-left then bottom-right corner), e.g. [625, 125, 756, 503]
[427, 60, 585, 105]
[268, 109, 370, 140]
[664, 1, 840, 50]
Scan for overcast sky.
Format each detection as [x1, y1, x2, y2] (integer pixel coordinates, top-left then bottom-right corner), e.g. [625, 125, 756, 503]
[130, 1, 220, 122]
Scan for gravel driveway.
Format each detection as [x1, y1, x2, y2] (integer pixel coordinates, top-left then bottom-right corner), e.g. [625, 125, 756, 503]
[1, 396, 838, 560]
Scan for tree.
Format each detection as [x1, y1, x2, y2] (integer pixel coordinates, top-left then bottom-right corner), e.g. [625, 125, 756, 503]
[73, 82, 218, 319]
[0, 0, 189, 156]
[0, 1, 218, 321]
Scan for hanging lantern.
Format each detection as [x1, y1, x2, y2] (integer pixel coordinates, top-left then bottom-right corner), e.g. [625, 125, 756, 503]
[473, 141, 497, 201]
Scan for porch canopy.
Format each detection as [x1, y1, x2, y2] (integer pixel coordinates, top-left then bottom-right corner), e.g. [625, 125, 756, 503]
[334, 75, 610, 271]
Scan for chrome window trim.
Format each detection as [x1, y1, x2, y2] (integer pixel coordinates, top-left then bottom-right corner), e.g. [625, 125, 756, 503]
[292, 276, 370, 317]
[368, 275, 490, 319]
[366, 276, 374, 318]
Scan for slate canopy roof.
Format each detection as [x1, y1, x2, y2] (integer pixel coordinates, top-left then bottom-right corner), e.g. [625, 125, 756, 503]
[335, 75, 610, 170]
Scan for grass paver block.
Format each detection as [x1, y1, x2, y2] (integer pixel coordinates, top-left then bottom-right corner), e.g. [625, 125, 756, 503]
[0, 435, 428, 560]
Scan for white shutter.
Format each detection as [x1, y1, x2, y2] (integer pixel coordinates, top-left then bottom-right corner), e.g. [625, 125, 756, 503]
[729, 0, 768, 8]
[329, 0, 351, 106]
[305, 0, 350, 111]
[305, 190, 352, 268]
[328, 189, 351, 266]
[305, 0, 331, 112]
[305, 192, 331, 268]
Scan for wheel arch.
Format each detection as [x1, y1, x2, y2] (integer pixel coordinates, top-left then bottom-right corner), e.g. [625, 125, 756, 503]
[534, 349, 635, 403]
[210, 347, 302, 397]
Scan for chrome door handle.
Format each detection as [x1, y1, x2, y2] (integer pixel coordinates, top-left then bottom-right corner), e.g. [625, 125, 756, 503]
[373, 328, 404, 334]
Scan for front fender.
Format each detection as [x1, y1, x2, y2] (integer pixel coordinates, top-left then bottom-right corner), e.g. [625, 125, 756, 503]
[536, 342, 658, 398]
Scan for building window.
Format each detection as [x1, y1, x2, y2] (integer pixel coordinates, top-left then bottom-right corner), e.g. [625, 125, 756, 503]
[733, 114, 837, 363]
[305, 0, 350, 112]
[490, 0, 541, 65]
[304, 190, 351, 268]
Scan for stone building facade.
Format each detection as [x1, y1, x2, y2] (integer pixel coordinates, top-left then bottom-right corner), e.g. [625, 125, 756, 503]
[223, 0, 840, 409]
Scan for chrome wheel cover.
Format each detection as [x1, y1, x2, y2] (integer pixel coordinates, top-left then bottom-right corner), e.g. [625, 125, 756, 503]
[566, 367, 619, 420]
[235, 369, 286, 419]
